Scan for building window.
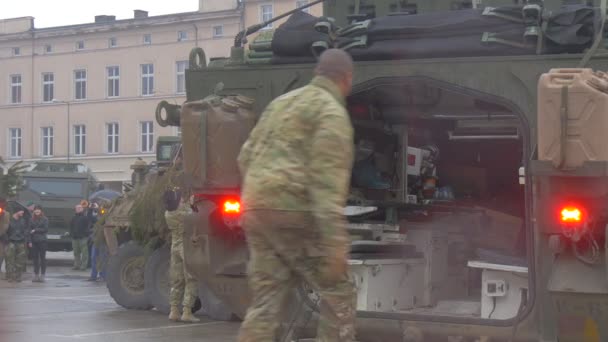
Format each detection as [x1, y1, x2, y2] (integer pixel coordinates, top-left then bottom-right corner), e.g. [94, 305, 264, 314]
[296, 0, 310, 12]
[141, 64, 154, 96]
[143, 34, 152, 45]
[106, 123, 119, 154]
[44, 44, 52, 53]
[10, 75, 22, 104]
[12, 47, 20, 56]
[107, 66, 120, 98]
[74, 69, 87, 100]
[140, 121, 154, 153]
[178, 30, 188, 41]
[42, 73, 54, 103]
[76, 41, 85, 50]
[73, 124, 86, 156]
[260, 4, 274, 29]
[41, 126, 54, 157]
[8, 128, 22, 159]
[109, 37, 117, 48]
[176, 61, 188, 94]
[213, 25, 224, 38]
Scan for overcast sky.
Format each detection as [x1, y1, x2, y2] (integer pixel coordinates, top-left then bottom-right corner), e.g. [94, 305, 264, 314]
[3, 0, 199, 28]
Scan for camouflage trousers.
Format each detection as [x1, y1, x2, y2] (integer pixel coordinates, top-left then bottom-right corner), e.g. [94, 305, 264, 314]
[169, 238, 198, 308]
[6, 242, 27, 282]
[237, 210, 356, 342]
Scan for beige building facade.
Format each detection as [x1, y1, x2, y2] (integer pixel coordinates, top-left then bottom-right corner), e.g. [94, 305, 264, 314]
[0, 1, 241, 190]
[243, 0, 323, 40]
[0, 0, 325, 190]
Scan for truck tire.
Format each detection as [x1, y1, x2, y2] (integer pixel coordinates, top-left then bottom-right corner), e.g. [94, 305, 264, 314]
[198, 283, 237, 321]
[106, 241, 152, 310]
[144, 246, 202, 315]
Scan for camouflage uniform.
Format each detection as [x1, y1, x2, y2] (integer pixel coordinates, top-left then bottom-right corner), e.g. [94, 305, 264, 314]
[237, 76, 357, 342]
[165, 201, 198, 309]
[6, 214, 28, 283]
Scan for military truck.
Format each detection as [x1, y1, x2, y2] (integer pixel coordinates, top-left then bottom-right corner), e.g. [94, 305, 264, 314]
[155, 0, 608, 340]
[100, 135, 234, 320]
[15, 162, 99, 251]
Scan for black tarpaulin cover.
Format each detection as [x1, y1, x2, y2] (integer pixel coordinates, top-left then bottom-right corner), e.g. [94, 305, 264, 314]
[266, 4, 601, 64]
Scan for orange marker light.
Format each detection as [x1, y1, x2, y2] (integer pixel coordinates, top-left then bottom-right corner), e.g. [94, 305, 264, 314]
[561, 207, 582, 223]
[0, 207, 3, 215]
[224, 201, 241, 214]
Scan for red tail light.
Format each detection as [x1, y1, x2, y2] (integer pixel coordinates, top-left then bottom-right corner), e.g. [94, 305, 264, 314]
[0, 207, 3, 215]
[223, 200, 241, 214]
[561, 206, 583, 223]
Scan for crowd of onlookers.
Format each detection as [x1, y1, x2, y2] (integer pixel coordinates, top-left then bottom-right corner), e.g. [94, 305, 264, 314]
[0, 199, 107, 283]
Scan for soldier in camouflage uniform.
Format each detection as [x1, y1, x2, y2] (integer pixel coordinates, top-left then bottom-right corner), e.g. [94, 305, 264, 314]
[6, 208, 28, 283]
[165, 195, 200, 323]
[236, 49, 357, 342]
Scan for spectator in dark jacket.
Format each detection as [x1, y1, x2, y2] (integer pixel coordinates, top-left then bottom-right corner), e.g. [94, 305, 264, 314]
[6, 209, 28, 283]
[70, 205, 91, 271]
[29, 205, 48, 283]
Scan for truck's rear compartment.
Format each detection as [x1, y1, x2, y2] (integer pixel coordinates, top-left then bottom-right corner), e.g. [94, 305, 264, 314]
[309, 80, 529, 321]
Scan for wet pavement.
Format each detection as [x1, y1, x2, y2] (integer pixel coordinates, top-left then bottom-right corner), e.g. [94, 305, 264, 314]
[0, 252, 240, 342]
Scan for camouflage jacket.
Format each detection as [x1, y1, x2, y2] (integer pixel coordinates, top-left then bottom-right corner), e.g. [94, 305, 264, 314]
[237, 76, 354, 222]
[164, 201, 192, 243]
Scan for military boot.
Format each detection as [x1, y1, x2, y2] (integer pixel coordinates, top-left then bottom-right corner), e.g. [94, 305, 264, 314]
[32, 274, 40, 283]
[168, 305, 180, 321]
[40, 274, 46, 283]
[180, 307, 200, 323]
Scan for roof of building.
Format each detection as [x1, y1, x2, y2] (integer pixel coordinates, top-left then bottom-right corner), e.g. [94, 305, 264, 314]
[0, 7, 242, 41]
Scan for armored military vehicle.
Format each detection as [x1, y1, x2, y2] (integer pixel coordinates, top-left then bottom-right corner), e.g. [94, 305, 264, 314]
[100, 135, 233, 320]
[15, 162, 99, 251]
[157, 0, 608, 340]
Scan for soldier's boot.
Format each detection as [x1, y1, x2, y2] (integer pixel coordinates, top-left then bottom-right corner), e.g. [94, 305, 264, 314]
[32, 274, 39, 283]
[168, 306, 180, 322]
[40, 274, 45, 283]
[180, 307, 200, 323]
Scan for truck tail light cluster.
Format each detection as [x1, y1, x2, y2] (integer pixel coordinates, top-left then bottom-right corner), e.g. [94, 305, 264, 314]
[560, 206, 583, 224]
[223, 200, 241, 215]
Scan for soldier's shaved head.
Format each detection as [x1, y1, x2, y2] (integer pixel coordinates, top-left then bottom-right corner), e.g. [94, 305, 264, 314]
[314, 49, 354, 96]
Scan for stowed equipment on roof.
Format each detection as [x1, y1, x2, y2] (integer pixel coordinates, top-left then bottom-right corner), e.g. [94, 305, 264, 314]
[246, 3, 604, 64]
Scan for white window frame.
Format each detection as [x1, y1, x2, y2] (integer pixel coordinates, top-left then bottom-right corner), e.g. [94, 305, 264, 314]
[74, 69, 87, 101]
[176, 61, 188, 94]
[141, 64, 154, 96]
[260, 4, 274, 29]
[212, 25, 224, 38]
[42, 72, 54, 103]
[44, 44, 52, 53]
[109, 37, 117, 48]
[296, 0, 310, 13]
[8, 128, 22, 159]
[107, 66, 120, 98]
[140, 121, 154, 153]
[178, 30, 188, 41]
[12, 47, 20, 56]
[106, 122, 119, 154]
[76, 41, 85, 51]
[73, 124, 86, 156]
[41, 126, 54, 157]
[143, 34, 152, 45]
[10, 74, 22, 104]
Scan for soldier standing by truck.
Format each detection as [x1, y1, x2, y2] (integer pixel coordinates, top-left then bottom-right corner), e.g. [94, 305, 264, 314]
[70, 204, 91, 271]
[236, 49, 357, 342]
[5, 208, 28, 283]
[164, 186, 200, 323]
